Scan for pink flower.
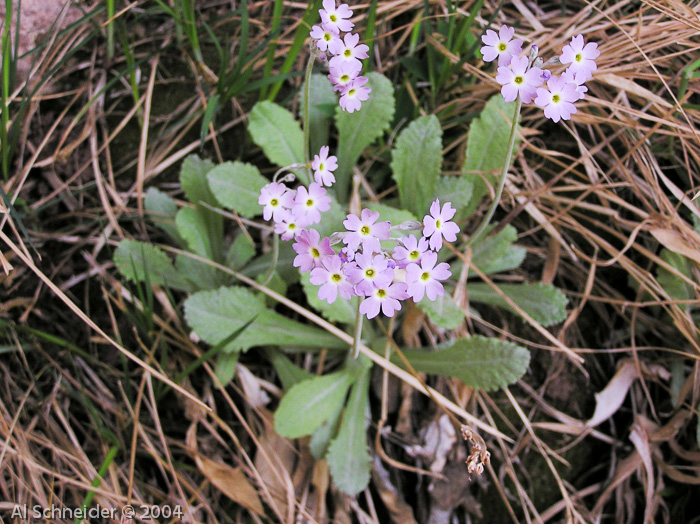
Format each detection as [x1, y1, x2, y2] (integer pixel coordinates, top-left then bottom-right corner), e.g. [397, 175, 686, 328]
[310, 255, 354, 304]
[273, 210, 303, 241]
[338, 76, 371, 113]
[343, 208, 391, 254]
[319, 0, 354, 34]
[392, 234, 429, 268]
[258, 182, 294, 222]
[481, 25, 523, 67]
[561, 69, 588, 100]
[328, 33, 369, 69]
[359, 282, 409, 319]
[293, 229, 334, 273]
[560, 34, 599, 81]
[346, 252, 393, 296]
[292, 183, 331, 226]
[496, 55, 543, 104]
[405, 252, 451, 302]
[311, 146, 338, 187]
[309, 24, 340, 52]
[535, 76, 579, 123]
[422, 199, 460, 250]
[328, 60, 361, 91]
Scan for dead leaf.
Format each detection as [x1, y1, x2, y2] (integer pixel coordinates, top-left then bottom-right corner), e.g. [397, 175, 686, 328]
[648, 226, 700, 266]
[237, 364, 271, 407]
[629, 422, 657, 524]
[187, 421, 264, 516]
[586, 360, 638, 427]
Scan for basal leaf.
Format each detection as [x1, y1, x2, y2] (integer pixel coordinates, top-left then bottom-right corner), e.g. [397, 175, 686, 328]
[180, 154, 216, 207]
[214, 352, 239, 386]
[418, 293, 466, 330]
[309, 399, 343, 460]
[435, 176, 473, 219]
[265, 348, 313, 391]
[301, 272, 356, 324]
[467, 282, 568, 327]
[301, 74, 337, 155]
[114, 239, 193, 292]
[657, 248, 695, 310]
[274, 370, 355, 438]
[179, 154, 223, 261]
[207, 161, 269, 218]
[176, 207, 213, 259]
[327, 368, 372, 495]
[249, 101, 304, 169]
[399, 336, 530, 390]
[175, 254, 224, 291]
[144, 187, 181, 242]
[226, 232, 256, 270]
[462, 95, 520, 218]
[469, 224, 526, 275]
[391, 114, 443, 216]
[184, 286, 347, 353]
[335, 73, 395, 202]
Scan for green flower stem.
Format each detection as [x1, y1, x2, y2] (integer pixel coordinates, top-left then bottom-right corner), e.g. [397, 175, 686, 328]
[464, 96, 522, 248]
[260, 233, 279, 286]
[351, 297, 363, 358]
[302, 48, 316, 186]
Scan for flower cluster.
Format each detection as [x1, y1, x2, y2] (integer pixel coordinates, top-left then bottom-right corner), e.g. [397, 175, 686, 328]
[259, 147, 460, 319]
[481, 26, 599, 122]
[310, 0, 371, 113]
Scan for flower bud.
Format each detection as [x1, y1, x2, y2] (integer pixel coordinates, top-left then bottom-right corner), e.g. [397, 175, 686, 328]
[393, 220, 423, 231]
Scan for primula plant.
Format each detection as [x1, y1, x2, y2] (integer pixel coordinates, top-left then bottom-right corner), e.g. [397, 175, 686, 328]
[114, 5, 596, 498]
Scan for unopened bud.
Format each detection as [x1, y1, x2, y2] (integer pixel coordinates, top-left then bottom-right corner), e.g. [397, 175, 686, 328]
[528, 44, 539, 66]
[329, 231, 346, 245]
[393, 220, 423, 231]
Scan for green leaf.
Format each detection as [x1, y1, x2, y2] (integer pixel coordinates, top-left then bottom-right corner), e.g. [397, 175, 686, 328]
[335, 73, 395, 202]
[435, 176, 473, 219]
[469, 224, 526, 275]
[114, 239, 193, 292]
[309, 196, 346, 239]
[249, 101, 304, 168]
[179, 154, 223, 261]
[399, 336, 530, 390]
[657, 248, 695, 310]
[467, 282, 568, 327]
[184, 286, 347, 353]
[309, 399, 343, 460]
[226, 233, 256, 270]
[180, 154, 217, 206]
[176, 207, 213, 259]
[327, 368, 372, 495]
[462, 95, 520, 218]
[214, 351, 239, 386]
[175, 254, 224, 291]
[144, 187, 181, 242]
[367, 202, 417, 230]
[391, 114, 443, 216]
[207, 161, 269, 218]
[301, 272, 356, 324]
[300, 74, 337, 155]
[274, 370, 355, 438]
[265, 348, 313, 391]
[418, 294, 465, 330]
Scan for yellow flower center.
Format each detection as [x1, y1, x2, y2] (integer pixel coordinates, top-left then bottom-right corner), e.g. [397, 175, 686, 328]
[409, 250, 419, 260]
[306, 199, 314, 207]
[365, 269, 375, 278]
[436, 219, 442, 228]
[575, 53, 582, 62]
[498, 42, 507, 52]
[331, 273, 342, 282]
[421, 272, 430, 281]
[319, 162, 325, 171]
[552, 94, 560, 103]
[270, 198, 278, 206]
[514, 76, 523, 85]
[312, 248, 320, 257]
[324, 33, 331, 41]
[360, 225, 370, 235]
[377, 289, 386, 298]
[330, 14, 337, 22]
